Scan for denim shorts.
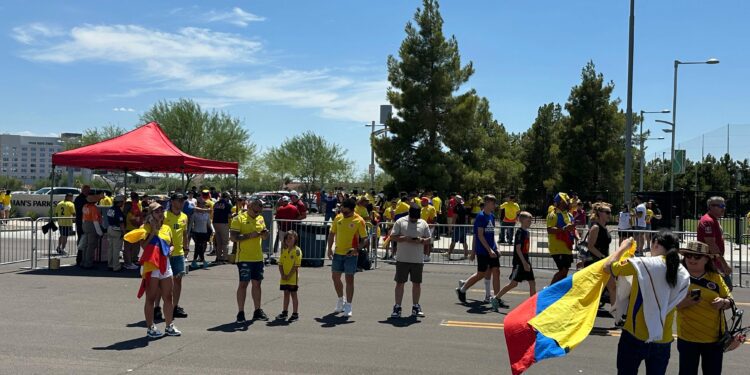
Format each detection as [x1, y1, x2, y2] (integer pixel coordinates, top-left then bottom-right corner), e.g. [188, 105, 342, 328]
[331, 254, 357, 275]
[237, 261, 264, 282]
[170, 255, 186, 277]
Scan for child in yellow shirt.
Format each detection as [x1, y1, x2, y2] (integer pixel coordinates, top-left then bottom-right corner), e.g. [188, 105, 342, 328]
[277, 230, 302, 322]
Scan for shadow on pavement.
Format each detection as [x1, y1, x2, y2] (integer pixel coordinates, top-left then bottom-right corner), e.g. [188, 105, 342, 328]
[92, 336, 151, 351]
[19, 263, 140, 278]
[314, 313, 354, 328]
[378, 316, 422, 327]
[126, 320, 149, 328]
[207, 321, 251, 332]
[463, 301, 491, 314]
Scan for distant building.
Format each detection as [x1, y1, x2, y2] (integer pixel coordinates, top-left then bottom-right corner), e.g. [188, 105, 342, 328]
[0, 133, 82, 185]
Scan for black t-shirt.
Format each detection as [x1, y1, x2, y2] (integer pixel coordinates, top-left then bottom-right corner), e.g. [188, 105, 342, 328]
[212, 199, 234, 224]
[512, 228, 530, 265]
[74, 194, 87, 227]
[455, 204, 467, 225]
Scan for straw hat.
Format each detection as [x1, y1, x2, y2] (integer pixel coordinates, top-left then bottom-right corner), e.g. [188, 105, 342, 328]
[679, 241, 714, 257]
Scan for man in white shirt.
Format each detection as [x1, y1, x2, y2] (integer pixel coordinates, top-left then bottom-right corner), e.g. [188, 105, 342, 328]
[633, 196, 647, 252]
[389, 207, 431, 318]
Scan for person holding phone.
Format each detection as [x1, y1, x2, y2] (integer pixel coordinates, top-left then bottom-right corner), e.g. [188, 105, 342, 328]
[676, 241, 732, 375]
[390, 206, 431, 318]
[230, 198, 270, 324]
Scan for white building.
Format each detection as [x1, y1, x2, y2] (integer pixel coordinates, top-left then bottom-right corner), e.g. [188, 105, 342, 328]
[0, 133, 82, 185]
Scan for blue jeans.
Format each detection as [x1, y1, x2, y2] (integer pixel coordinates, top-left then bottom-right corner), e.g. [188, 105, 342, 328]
[617, 330, 672, 375]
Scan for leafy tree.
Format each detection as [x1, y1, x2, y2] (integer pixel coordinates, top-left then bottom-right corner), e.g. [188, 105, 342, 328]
[559, 61, 626, 193]
[0, 176, 24, 191]
[264, 131, 354, 192]
[63, 124, 127, 150]
[374, 0, 474, 193]
[140, 99, 256, 190]
[520, 103, 565, 204]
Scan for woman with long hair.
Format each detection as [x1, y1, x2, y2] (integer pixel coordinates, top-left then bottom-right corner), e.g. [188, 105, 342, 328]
[676, 241, 732, 375]
[586, 202, 616, 308]
[605, 230, 690, 375]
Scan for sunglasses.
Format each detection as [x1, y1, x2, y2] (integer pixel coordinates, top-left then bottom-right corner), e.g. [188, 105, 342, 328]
[683, 253, 706, 260]
[711, 204, 726, 209]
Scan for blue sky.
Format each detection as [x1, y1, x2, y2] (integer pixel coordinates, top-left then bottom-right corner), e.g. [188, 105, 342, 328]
[1, 0, 748, 172]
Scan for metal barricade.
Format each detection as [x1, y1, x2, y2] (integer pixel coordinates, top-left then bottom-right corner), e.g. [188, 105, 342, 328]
[272, 219, 330, 267]
[374, 221, 566, 270]
[33, 216, 79, 269]
[0, 217, 35, 266]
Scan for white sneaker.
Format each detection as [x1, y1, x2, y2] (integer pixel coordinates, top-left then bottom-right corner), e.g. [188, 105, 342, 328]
[146, 325, 164, 339]
[343, 303, 352, 317]
[165, 323, 181, 336]
[335, 298, 345, 313]
[458, 279, 466, 290]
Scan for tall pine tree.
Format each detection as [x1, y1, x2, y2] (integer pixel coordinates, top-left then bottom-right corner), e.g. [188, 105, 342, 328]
[373, 0, 474, 193]
[559, 61, 625, 194]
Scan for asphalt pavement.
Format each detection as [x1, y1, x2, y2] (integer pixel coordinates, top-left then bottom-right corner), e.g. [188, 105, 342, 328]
[0, 256, 749, 374]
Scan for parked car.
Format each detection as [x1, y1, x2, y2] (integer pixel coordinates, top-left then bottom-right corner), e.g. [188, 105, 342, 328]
[249, 191, 292, 210]
[33, 187, 81, 196]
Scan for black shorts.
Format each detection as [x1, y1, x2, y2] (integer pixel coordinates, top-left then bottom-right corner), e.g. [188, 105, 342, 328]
[510, 264, 535, 282]
[476, 254, 500, 272]
[59, 226, 74, 237]
[280, 284, 299, 292]
[552, 254, 573, 270]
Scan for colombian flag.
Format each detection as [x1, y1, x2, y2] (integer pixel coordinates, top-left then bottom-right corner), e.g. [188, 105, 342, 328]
[124, 228, 170, 299]
[504, 259, 610, 375]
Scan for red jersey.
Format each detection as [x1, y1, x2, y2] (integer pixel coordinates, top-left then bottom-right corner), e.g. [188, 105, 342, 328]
[292, 199, 307, 217]
[447, 198, 456, 217]
[82, 203, 101, 222]
[697, 213, 724, 256]
[275, 204, 300, 231]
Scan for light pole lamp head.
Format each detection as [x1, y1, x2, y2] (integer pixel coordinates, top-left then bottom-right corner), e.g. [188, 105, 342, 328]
[706, 58, 720, 64]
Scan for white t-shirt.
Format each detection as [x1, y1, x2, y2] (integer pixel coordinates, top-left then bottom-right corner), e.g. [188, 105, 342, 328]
[635, 204, 647, 228]
[391, 217, 431, 264]
[618, 212, 631, 230]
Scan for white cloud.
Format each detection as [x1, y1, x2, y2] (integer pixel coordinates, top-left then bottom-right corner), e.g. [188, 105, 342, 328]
[5, 130, 60, 137]
[207, 7, 265, 27]
[11, 23, 64, 44]
[14, 23, 386, 122]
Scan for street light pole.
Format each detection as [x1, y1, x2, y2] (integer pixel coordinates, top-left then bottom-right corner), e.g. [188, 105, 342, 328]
[369, 120, 375, 190]
[623, 0, 636, 205]
[639, 109, 670, 191]
[669, 58, 719, 191]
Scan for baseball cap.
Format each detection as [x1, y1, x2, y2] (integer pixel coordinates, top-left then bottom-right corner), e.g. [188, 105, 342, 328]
[280, 196, 290, 203]
[147, 202, 163, 214]
[170, 193, 185, 201]
[289, 190, 299, 197]
[554, 192, 570, 205]
[483, 194, 497, 202]
[455, 195, 463, 202]
[421, 197, 429, 204]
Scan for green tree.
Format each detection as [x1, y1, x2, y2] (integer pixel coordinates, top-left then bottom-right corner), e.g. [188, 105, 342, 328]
[374, 0, 474, 193]
[0, 176, 24, 191]
[63, 124, 127, 150]
[140, 99, 256, 190]
[559, 61, 626, 194]
[521, 103, 565, 204]
[264, 131, 354, 192]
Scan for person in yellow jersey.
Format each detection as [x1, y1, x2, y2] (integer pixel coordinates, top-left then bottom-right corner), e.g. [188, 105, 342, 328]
[499, 194, 520, 244]
[99, 191, 113, 206]
[676, 241, 733, 375]
[420, 197, 437, 262]
[0, 189, 11, 220]
[163, 193, 190, 319]
[429, 191, 443, 239]
[605, 231, 689, 375]
[327, 198, 368, 317]
[386, 194, 412, 260]
[276, 230, 302, 322]
[355, 196, 372, 222]
[230, 198, 269, 324]
[469, 193, 482, 223]
[546, 193, 577, 284]
[55, 193, 76, 255]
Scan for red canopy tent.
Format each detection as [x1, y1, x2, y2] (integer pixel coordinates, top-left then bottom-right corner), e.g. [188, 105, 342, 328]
[52, 122, 238, 174]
